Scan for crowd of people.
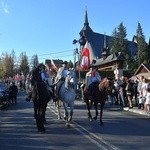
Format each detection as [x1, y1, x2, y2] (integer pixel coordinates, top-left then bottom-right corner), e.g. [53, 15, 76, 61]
[112, 71, 150, 113]
[1, 62, 150, 114]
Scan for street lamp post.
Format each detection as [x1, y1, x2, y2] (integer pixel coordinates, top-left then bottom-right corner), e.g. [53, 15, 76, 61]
[73, 39, 81, 83]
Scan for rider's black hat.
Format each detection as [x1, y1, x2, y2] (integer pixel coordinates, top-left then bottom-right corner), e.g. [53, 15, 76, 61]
[37, 63, 45, 69]
[62, 61, 68, 65]
[37, 63, 43, 67]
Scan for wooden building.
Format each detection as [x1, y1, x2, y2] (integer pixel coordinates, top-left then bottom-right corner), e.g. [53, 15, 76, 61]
[133, 63, 150, 80]
[78, 9, 137, 63]
[45, 59, 63, 69]
[92, 52, 125, 71]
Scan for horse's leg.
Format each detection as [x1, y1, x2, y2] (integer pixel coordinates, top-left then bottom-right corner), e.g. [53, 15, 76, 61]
[34, 102, 41, 131]
[43, 103, 47, 123]
[56, 100, 61, 119]
[99, 102, 105, 126]
[33, 101, 37, 119]
[36, 105, 45, 133]
[69, 101, 74, 122]
[63, 102, 69, 127]
[93, 102, 98, 120]
[85, 94, 92, 121]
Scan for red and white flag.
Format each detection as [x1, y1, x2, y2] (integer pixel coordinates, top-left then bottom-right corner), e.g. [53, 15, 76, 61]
[51, 59, 57, 71]
[80, 41, 91, 70]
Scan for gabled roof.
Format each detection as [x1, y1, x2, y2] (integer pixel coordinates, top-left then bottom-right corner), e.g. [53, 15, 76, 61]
[79, 10, 137, 62]
[134, 63, 150, 75]
[93, 52, 125, 66]
[45, 59, 63, 67]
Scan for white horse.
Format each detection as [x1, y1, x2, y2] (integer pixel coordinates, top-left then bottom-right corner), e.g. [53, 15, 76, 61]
[56, 69, 77, 127]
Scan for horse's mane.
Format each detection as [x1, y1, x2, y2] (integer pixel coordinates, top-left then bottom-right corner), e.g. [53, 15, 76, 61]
[99, 77, 110, 91]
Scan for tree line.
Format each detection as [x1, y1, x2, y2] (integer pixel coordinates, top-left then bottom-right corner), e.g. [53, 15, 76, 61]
[110, 22, 150, 71]
[0, 51, 39, 78]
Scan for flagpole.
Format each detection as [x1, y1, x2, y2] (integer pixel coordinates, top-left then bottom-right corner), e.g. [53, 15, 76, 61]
[78, 48, 81, 83]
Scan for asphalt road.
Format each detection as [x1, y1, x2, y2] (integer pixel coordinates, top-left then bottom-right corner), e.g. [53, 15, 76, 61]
[0, 91, 150, 150]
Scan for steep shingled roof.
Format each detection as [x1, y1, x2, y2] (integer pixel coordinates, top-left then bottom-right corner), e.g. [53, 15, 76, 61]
[93, 52, 125, 67]
[79, 10, 137, 62]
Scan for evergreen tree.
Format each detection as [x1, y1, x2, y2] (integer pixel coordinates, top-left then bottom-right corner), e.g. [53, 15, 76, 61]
[110, 27, 118, 53]
[136, 22, 149, 66]
[1, 52, 15, 77]
[19, 52, 29, 77]
[148, 38, 150, 63]
[110, 22, 129, 67]
[31, 54, 39, 69]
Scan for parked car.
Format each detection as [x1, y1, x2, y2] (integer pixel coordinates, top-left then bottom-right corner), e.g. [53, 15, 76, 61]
[0, 83, 9, 106]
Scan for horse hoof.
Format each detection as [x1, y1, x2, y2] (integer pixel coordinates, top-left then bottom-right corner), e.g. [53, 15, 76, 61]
[58, 116, 61, 120]
[69, 117, 72, 122]
[100, 123, 104, 126]
[38, 131, 45, 134]
[90, 118, 93, 121]
[66, 123, 70, 128]
[93, 117, 97, 120]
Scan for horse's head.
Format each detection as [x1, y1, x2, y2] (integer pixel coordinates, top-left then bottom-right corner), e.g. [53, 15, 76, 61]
[65, 70, 76, 90]
[99, 77, 112, 91]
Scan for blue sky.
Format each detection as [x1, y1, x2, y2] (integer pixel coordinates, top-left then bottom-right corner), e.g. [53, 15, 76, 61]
[0, 0, 150, 64]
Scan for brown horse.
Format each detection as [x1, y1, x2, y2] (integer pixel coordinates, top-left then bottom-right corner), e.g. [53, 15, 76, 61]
[31, 82, 52, 133]
[83, 77, 112, 126]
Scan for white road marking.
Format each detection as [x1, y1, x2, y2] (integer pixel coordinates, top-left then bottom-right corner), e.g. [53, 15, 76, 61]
[47, 103, 120, 150]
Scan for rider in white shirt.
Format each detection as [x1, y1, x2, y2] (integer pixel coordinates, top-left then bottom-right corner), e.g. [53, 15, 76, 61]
[54, 61, 68, 98]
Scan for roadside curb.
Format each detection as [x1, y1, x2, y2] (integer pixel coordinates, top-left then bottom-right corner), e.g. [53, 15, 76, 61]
[123, 107, 150, 117]
[75, 99, 150, 117]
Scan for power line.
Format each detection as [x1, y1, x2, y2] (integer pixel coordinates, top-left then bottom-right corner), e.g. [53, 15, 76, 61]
[37, 53, 74, 60]
[27, 49, 74, 58]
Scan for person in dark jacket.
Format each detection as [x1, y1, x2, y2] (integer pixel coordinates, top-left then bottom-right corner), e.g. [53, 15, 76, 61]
[9, 82, 18, 104]
[125, 79, 134, 108]
[26, 64, 43, 101]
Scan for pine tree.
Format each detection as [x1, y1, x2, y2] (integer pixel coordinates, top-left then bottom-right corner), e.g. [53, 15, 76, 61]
[110, 27, 118, 53]
[19, 52, 29, 77]
[1, 52, 15, 77]
[136, 22, 149, 66]
[148, 38, 150, 63]
[110, 22, 129, 67]
[31, 54, 39, 69]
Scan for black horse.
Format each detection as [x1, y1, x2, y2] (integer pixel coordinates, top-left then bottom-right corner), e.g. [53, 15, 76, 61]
[31, 81, 51, 133]
[83, 77, 112, 126]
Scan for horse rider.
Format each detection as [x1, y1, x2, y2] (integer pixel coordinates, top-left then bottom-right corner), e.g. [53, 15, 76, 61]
[25, 64, 43, 101]
[26, 63, 56, 101]
[26, 63, 50, 133]
[85, 66, 101, 100]
[54, 61, 69, 98]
